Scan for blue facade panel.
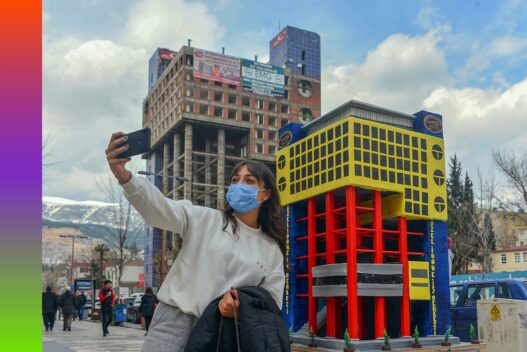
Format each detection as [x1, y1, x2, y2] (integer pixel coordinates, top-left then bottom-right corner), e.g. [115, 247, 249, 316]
[270, 26, 321, 79]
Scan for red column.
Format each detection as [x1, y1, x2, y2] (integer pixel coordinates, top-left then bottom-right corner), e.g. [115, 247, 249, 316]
[345, 187, 359, 339]
[307, 197, 318, 334]
[372, 190, 385, 339]
[398, 217, 410, 337]
[325, 192, 337, 338]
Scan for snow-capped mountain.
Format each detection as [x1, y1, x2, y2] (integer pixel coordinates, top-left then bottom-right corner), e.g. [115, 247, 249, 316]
[43, 196, 142, 228]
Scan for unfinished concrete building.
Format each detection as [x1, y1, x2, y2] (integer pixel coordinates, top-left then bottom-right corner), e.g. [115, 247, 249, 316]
[142, 27, 322, 288]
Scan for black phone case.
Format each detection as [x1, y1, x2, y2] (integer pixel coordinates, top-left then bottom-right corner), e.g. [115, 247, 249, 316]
[117, 128, 151, 158]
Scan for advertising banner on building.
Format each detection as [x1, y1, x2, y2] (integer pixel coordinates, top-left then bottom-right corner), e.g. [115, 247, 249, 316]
[193, 48, 240, 85]
[158, 48, 177, 61]
[241, 59, 285, 97]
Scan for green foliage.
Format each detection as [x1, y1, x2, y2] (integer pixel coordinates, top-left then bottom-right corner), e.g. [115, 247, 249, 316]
[469, 324, 478, 341]
[309, 326, 315, 342]
[383, 329, 391, 346]
[288, 327, 293, 337]
[344, 328, 353, 348]
[413, 325, 420, 343]
[444, 326, 452, 342]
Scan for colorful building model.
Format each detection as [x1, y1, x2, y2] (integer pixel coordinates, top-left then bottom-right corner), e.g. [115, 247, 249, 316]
[277, 100, 449, 341]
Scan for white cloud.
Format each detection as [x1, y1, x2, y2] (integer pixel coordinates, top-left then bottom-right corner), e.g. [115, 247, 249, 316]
[489, 36, 527, 57]
[123, 0, 226, 53]
[322, 27, 451, 113]
[416, 3, 442, 30]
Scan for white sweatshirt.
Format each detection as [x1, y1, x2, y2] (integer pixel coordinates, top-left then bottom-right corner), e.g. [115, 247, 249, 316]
[121, 174, 285, 317]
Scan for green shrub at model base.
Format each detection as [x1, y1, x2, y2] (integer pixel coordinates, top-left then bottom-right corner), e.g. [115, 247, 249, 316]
[381, 329, 391, 351]
[288, 327, 293, 345]
[469, 324, 480, 344]
[343, 328, 355, 352]
[411, 325, 422, 348]
[308, 326, 317, 347]
[441, 326, 452, 346]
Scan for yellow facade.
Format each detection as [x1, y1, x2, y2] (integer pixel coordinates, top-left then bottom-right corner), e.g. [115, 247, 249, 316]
[409, 261, 431, 300]
[276, 116, 447, 221]
[492, 249, 527, 272]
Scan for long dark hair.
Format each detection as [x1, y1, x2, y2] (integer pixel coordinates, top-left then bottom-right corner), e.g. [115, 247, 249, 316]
[222, 160, 286, 269]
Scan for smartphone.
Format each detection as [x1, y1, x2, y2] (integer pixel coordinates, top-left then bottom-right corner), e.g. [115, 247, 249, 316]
[117, 128, 151, 158]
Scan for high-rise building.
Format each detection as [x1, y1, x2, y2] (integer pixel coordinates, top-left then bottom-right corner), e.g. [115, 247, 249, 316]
[141, 27, 321, 288]
[148, 48, 178, 93]
[269, 26, 321, 79]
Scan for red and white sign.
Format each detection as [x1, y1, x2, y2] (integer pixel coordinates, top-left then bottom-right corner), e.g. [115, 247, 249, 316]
[272, 29, 287, 48]
[159, 49, 177, 61]
[193, 49, 240, 85]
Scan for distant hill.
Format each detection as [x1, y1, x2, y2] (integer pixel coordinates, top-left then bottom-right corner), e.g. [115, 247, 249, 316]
[42, 197, 144, 265]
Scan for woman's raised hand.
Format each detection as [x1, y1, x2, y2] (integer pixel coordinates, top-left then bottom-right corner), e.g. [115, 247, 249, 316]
[105, 131, 132, 184]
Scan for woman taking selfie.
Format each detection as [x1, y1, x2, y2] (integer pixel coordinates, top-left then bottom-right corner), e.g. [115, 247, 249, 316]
[105, 132, 286, 352]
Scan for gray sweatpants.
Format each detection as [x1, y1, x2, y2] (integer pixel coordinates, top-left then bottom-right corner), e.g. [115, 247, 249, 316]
[141, 302, 198, 352]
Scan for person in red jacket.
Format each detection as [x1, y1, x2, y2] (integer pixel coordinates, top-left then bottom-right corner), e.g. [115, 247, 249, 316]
[99, 280, 114, 337]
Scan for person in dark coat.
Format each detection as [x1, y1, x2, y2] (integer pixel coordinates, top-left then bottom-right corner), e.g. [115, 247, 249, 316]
[99, 280, 114, 337]
[42, 286, 58, 331]
[59, 287, 76, 331]
[184, 286, 289, 352]
[74, 291, 87, 320]
[139, 287, 159, 335]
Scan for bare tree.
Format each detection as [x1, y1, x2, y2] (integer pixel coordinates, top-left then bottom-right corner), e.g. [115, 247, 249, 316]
[472, 171, 497, 273]
[492, 150, 527, 226]
[43, 132, 61, 168]
[96, 176, 143, 288]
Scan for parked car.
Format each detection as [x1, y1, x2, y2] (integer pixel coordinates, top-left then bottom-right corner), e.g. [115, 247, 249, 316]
[132, 293, 144, 307]
[123, 297, 135, 308]
[450, 279, 527, 341]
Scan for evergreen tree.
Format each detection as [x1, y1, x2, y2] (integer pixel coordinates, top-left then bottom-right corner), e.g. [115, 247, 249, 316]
[447, 155, 464, 208]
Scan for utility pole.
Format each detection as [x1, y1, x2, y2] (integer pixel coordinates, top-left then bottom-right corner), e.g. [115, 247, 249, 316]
[60, 234, 89, 290]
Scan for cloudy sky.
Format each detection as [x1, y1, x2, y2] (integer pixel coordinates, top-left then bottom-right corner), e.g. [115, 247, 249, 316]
[43, 0, 527, 202]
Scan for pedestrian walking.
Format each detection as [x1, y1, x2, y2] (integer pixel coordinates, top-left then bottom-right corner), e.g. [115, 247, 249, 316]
[139, 287, 158, 335]
[59, 287, 75, 331]
[99, 280, 114, 337]
[56, 289, 62, 321]
[42, 286, 58, 331]
[74, 291, 87, 320]
[106, 133, 286, 352]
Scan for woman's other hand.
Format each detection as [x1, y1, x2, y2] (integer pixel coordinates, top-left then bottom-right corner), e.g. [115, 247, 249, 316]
[105, 131, 132, 184]
[218, 288, 239, 319]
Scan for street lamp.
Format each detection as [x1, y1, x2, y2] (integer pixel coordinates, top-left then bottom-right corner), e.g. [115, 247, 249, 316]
[138, 170, 189, 181]
[60, 234, 89, 290]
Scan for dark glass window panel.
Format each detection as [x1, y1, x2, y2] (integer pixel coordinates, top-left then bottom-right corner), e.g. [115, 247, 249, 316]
[314, 175, 320, 186]
[363, 152, 370, 163]
[372, 140, 378, 151]
[290, 160, 294, 169]
[405, 188, 412, 198]
[413, 203, 420, 214]
[296, 169, 300, 180]
[421, 139, 427, 149]
[328, 129, 333, 140]
[354, 136, 361, 148]
[328, 171, 334, 182]
[336, 139, 341, 150]
[372, 127, 378, 138]
[372, 168, 379, 180]
[343, 122, 349, 134]
[343, 152, 349, 162]
[405, 202, 412, 212]
[413, 190, 420, 201]
[404, 160, 410, 171]
[363, 139, 370, 149]
[290, 185, 295, 194]
[314, 162, 320, 173]
[321, 173, 326, 183]
[403, 134, 409, 145]
[321, 146, 326, 156]
[412, 162, 419, 173]
[421, 151, 427, 162]
[355, 164, 362, 176]
[344, 166, 349, 177]
[314, 149, 319, 160]
[301, 143, 306, 152]
[413, 149, 419, 160]
[389, 171, 395, 183]
[321, 133, 326, 143]
[290, 148, 294, 157]
[397, 159, 403, 169]
[421, 164, 427, 174]
[405, 174, 410, 185]
[307, 139, 312, 149]
[412, 137, 418, 147]
[328, 143, 334, 154]
[363, 125, 370, 136]
[343, 137, 349, 148]
[335, 125, 341, 138]
[422, 193, 428, 203]
[404, 148, 410, 159]
[381, 169, 387, 181]
[336, 167, 342, 179]
[308, 164, 312, 175]
[308, 178, 312, 188]
[321, 159, 326, 170]
[302, 180, 306, 190]
[372, 153, 379, 164]
[422, 178, 428, 188]
[308, 153, 312, 162]
[314, 135, 319, 145]
[336, 153, 342, 165]
[396, 132, 402, 143]
[396, 146, 403, 157]
[364, 166, 371, 178]
[302, 167, 306, 178]
[397, 173, 404, 184]
[296, 183, 300, 193]
[422, 205, 428, 215]
[413, 176, 419, 187]
[389, 157, 395, 168]
[355, 149, 362, 162]
[389, 145, 395, 155]
[388, 130, 394, 142]
[301, 154, 306, 164]
[380, 155, 387, 167]
[328, 156, 334, 168]
[354, 123, 361, 134]
[380, 142, 387, 154]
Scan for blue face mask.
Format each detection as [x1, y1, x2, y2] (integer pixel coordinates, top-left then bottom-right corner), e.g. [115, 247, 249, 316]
[226, 183, 266, 213]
